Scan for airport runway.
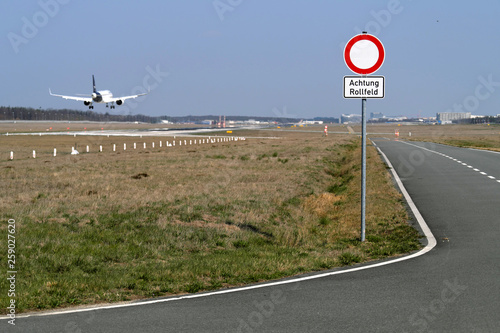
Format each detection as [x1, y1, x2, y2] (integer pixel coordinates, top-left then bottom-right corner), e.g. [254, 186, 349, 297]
[4, 125, 269, 138]
[5, 140, 500, 332]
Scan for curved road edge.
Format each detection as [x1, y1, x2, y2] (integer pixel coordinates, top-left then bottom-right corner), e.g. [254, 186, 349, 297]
[372, 140, 437, 251]
[2, 140, 438, 321]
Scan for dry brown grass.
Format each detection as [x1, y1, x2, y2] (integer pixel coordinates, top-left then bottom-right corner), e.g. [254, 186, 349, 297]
[0, 125, 423, 313]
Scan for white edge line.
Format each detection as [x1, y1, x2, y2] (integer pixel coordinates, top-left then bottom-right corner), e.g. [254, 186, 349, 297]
[374, 143, 437, 252]
[3, 142, 437, 320]
[468, 147, 500, 155]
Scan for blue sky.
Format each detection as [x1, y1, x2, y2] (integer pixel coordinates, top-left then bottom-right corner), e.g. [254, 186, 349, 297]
[2, 1, 500, 119]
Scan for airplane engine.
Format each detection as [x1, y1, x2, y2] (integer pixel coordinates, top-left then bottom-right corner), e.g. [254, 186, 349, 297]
[116, 100, 123, 106]
[84, 101, 91, 106]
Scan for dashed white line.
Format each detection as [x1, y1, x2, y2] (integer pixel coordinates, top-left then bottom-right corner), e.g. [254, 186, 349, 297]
[400, 141, 499, 185]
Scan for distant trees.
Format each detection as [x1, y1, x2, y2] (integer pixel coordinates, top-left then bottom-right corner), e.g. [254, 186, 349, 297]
[0, 106, 305, 124]
[0, 106, 159, 123]
[457, 116, 500, 124]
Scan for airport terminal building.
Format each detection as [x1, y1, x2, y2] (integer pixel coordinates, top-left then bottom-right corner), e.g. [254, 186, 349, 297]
[436, 112, 471, 123]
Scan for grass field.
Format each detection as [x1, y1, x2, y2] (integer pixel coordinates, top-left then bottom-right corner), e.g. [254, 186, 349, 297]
[0, 123, 424, 314]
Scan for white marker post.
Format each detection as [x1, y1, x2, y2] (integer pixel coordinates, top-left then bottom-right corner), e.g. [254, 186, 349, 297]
[54, 148, 57, 157]
[343, 32, 385, 242]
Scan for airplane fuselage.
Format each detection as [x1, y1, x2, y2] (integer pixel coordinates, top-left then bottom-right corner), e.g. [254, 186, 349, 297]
[92, 90, 113, 103]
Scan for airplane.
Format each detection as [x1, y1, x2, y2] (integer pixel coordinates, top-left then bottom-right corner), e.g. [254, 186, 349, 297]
[49, 75, 148, 109]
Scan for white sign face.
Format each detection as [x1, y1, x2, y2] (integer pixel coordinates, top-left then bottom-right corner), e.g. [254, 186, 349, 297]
[344, 34, 385, 75]
[343, 76, 385, 99]
[349, 40, 379, 70]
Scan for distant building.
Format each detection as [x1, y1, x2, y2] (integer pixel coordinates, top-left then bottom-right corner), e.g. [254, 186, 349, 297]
[436, 112, 471, 123]
[301, 120, 324, 125]
[370, 112, 384, 119]
[341, 114, 362, 124]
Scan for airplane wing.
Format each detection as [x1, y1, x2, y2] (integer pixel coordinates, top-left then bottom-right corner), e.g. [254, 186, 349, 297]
[108, 89, 149, 103]
[49, 89, 92, 102]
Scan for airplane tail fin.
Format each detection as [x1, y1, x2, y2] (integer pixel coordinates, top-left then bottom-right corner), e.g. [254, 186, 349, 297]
[92, 75, 97, 93]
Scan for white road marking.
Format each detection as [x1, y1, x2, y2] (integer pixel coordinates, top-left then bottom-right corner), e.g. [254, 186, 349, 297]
[468, 148, 500, 155]
[400, 141, 499, 184]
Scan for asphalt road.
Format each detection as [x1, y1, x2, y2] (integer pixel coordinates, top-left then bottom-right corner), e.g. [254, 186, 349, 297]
[4, 140, 499, 332]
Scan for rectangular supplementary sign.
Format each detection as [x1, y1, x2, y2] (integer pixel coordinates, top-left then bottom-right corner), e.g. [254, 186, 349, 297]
[343, 76, 385, 99]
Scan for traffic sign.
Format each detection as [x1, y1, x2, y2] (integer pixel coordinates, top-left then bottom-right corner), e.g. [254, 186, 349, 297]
[341, 33, 385, 242]
[344, 34, 385, 75]
[344, 76, 385, 98]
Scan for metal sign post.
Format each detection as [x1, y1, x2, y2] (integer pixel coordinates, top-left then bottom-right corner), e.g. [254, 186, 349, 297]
[361, 97, 366, 241]
[343, 32, 385, 241]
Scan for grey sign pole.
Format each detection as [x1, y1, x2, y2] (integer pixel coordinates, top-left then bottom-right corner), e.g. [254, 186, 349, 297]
[361, 97, 366, 242]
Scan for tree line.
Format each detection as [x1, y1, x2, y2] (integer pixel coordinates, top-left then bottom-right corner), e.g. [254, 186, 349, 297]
[0, 106, 158, 123]
[0, 106, 304, 124]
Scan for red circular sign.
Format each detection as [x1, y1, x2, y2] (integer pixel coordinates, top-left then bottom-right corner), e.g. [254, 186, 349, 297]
[344, 34, 385, 75]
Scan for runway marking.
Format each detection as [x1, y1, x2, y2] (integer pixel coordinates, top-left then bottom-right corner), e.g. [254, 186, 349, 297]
[400, 141, 500, 185]
[3, 141, 438, 321]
